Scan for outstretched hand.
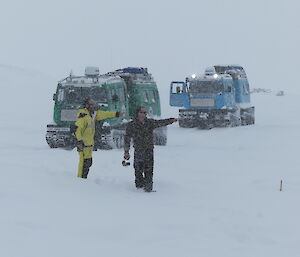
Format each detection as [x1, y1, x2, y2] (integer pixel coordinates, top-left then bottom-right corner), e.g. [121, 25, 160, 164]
[171, 118, 178, 123]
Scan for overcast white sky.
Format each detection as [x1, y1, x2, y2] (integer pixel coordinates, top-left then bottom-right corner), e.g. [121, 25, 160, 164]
[1, 0, 299, 94]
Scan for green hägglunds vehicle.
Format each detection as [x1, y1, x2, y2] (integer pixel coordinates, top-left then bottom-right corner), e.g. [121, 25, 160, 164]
[46, 66, 167, 149]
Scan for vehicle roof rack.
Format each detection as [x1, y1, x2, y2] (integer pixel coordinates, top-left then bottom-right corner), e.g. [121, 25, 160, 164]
[106, 67, 154, 82]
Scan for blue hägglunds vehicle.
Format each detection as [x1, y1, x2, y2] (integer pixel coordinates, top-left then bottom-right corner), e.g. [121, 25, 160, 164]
[170, 65, 255, 128]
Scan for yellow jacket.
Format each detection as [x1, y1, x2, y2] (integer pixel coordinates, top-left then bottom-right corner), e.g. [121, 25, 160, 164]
[75, 108, 118, 146]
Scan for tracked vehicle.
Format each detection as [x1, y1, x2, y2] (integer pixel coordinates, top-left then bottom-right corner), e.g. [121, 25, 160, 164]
[170, 65, 255, 128]
[46, 67, 167, 149]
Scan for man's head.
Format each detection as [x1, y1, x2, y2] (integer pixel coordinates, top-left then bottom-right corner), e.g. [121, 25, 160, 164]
[135, 106, 147, 121]
[83, 97, 95, 112]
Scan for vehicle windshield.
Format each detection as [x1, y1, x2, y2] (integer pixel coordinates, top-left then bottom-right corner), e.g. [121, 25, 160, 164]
[214, 66, 246, 75]
[189, 81, 223, 94]
[214, 66, 229, 74]
[64, 86, 107, 103]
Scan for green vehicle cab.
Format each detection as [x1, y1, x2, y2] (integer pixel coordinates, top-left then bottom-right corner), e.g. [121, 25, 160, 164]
[46, 67, 166, 149]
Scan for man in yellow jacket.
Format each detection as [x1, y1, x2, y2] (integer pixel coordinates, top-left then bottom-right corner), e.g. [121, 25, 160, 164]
[75, 97, 123, 179]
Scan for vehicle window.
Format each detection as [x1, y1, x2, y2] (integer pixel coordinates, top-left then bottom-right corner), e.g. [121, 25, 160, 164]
[244, 82, 250, 94]
[225, 82, 233, 93]
[172, 83, 184, 94]
[189, 81, 223, 94]
[143, 91, 149, 103]
[118, 87, 125, 102]
[147, 91, 156, 103]
[58, 89, 64, 101]
[225, 86, 232, 93]
[110, 88, 116, 101]
[64, 88, 81, 102]
[63, 86, 107, 103]
[155, 90, 159, 99]
[90, 87, 106, 102]
[81, 87, 91, 99]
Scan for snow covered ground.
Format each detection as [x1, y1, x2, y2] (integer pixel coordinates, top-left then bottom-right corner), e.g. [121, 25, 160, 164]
[1, 66, 300, 257]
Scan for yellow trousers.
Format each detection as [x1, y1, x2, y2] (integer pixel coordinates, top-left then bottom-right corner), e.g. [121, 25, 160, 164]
[77, 147, 93, 178]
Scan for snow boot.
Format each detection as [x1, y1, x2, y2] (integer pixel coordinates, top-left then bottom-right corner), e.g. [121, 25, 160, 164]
[143, 182, 153, 192]
[135, 178, 145, 189]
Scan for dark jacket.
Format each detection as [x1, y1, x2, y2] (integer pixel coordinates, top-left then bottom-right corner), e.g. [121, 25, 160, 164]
[124, 118, 175, 152]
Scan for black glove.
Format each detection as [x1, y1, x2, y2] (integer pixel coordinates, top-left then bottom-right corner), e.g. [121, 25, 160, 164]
[77, 140, 84, 152]
[124, 152, 130, 160]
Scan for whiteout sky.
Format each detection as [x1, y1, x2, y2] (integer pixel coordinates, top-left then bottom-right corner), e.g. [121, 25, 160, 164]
[1, 0, 299, 96]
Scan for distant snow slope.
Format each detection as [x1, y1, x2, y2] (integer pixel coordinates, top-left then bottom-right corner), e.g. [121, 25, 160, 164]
[1, 67, 300, 257]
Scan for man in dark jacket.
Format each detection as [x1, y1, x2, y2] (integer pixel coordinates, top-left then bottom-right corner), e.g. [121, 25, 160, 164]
[124, 107, 177, 192]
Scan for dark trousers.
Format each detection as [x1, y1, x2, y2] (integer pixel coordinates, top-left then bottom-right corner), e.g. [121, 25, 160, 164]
[134, 149, 154, 191]
[82, 158, 92, 178]
[78, 155, 92, 179]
